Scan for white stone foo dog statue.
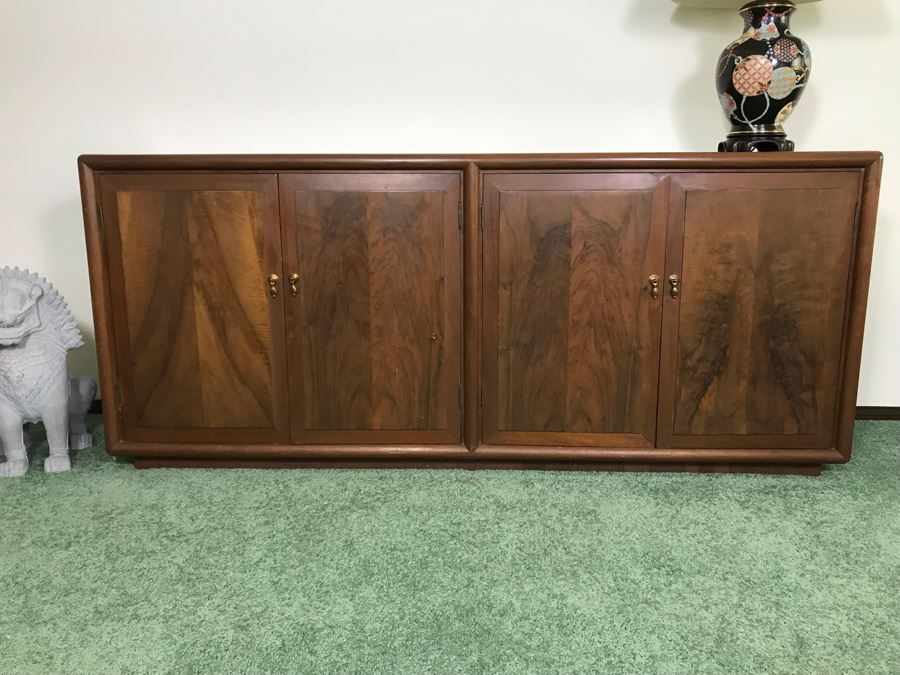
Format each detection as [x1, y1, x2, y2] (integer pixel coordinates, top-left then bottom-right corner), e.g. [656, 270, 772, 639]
[0, 267, 85, 477]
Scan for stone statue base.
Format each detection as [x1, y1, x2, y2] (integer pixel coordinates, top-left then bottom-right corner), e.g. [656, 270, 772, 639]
[8, 376, 98, 472]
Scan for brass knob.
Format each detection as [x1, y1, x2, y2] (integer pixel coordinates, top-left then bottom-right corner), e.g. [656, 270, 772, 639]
[668, 274, 680, 300]
[267, 274, 279, 299]
[648, 274, 660, 300]
[289, 273, 300, 297]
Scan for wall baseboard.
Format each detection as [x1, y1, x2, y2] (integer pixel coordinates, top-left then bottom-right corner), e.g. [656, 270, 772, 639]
[86, 401, 900, 420]
[856, 406, 900, 420]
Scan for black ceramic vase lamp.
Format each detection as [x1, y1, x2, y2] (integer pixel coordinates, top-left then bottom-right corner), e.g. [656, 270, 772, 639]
[674, 0, 820, 151]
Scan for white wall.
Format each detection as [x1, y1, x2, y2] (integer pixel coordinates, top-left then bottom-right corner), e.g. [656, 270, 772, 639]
[1, 0, 897, 404]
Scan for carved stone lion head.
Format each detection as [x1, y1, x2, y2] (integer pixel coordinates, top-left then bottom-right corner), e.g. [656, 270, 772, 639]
[0, 275, 44, 346]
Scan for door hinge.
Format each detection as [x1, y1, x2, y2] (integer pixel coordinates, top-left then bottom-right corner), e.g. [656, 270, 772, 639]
[458, 196, 463, 230]
[480, 386, 485, 409]
[479, 199, 485, 230]
[458, 385, 463, 409]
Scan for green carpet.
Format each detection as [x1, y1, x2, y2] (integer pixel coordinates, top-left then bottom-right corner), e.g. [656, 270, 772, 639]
[1, 419, 898, 674]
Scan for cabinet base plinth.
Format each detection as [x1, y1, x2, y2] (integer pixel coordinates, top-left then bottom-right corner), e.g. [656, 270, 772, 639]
[133, 457, 822, 476]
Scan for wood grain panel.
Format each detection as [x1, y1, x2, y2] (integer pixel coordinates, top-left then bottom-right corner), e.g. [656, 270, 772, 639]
[566, 191, 655, 433]
[497, 191, 571, 431]
[368, 191, 446, 430]
[294, 190, 373, 430]
[99, 173, 289, 443]
[483, 173, 668, 447]
[117, 191, 202, 428]
[188, 192, 279, 428]
[659, 172, 861, 448]
[281, 172, 461, 445]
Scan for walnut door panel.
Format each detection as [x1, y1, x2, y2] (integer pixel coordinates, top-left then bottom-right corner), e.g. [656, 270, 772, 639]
[98, 173, 290, 444]
[482, 173, 669, 448]
[280, 172, 462, 445]
[658, 172, 861, 449]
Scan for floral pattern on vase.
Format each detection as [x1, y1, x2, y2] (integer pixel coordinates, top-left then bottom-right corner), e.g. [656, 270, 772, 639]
[716, 0, 811, 152]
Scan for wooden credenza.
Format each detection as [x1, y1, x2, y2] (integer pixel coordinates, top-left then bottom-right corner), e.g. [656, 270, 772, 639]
[79, 153, 882, 474]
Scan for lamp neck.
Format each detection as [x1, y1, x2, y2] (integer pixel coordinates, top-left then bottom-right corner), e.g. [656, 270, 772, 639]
[740, 2, 795, 34]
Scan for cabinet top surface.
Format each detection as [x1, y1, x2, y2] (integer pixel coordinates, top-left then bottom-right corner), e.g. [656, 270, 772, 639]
[79, 151, 883, 172]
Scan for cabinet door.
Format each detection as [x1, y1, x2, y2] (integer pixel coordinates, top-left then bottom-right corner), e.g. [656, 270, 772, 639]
[482, 173, 669, 447]
[280, 172, 462, 445]
[658, 172, 861, 449]
[99, 173, 290, 444]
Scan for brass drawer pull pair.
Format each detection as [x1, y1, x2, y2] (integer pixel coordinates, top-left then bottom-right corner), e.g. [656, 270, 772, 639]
[648, 274, 680, 300]
[278, 272, 678, 301]
[267, 274, 301, 299]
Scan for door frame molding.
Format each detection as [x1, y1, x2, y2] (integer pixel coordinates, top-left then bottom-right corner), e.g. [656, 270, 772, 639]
[480, 171, 669, 448]
[277, 171, 463, 445]
[655, 171, 862, 451]
[93, 171, 291, 444]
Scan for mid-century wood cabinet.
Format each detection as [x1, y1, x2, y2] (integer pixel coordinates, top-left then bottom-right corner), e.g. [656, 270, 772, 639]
[80, 153, 882, 475]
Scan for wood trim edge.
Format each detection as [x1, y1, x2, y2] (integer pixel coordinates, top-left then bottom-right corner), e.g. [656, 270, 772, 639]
[77, 152, 885, 172]
[108, 439, 844, 465]
[79, 162, 123, 449]
[834, 154, 883, 458]
[87, 401, 900, 420]
[133, 457, 822, 475]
